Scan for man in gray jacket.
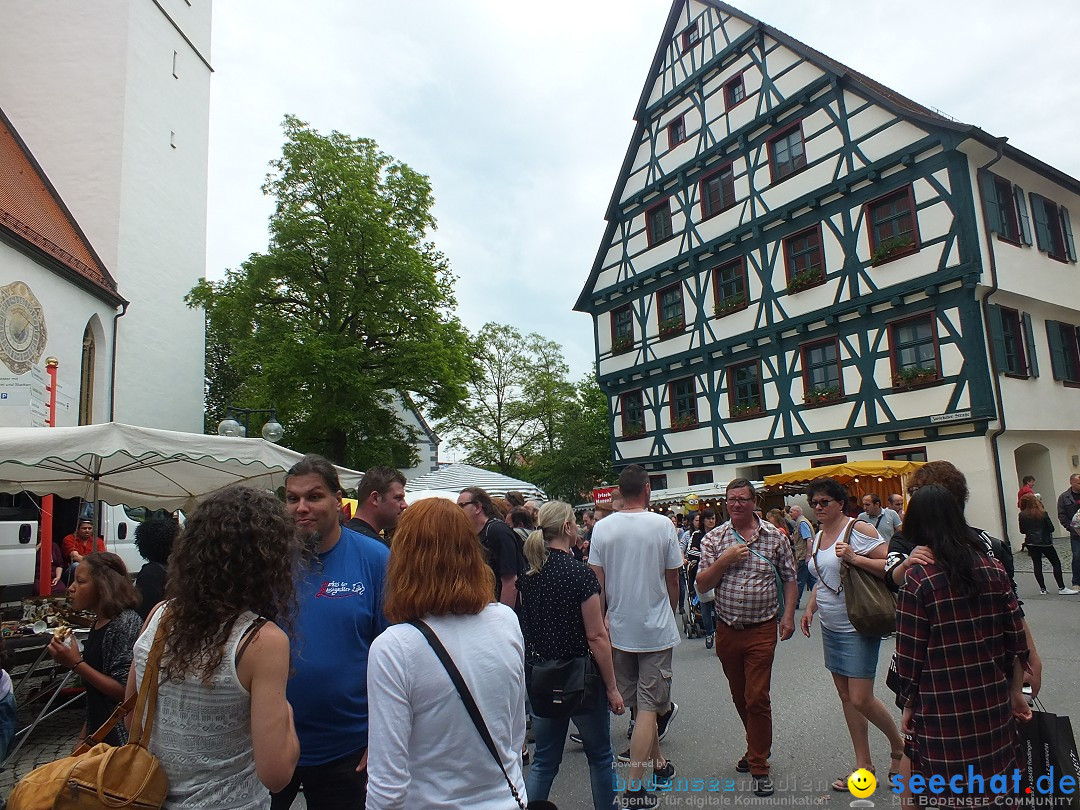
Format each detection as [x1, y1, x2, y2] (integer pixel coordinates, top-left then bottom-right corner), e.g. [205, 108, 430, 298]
[1056, 473, 1080, 588]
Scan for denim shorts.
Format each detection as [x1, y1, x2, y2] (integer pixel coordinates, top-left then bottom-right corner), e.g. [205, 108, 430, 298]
[821, 625, 882, 679]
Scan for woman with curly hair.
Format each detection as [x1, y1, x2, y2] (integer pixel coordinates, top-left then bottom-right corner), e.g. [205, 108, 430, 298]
[133, 515, 179, 619]
[366, 497, 526, 809]
[47, 551, 142, 747]
[126, 485, 301, 808]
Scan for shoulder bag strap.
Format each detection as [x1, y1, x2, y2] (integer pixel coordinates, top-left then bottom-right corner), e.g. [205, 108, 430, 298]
[812, 520, 856, 595]
[127, 616, 169, 748]
[236, 616, 268, 664]
[408, 620, 526, 810]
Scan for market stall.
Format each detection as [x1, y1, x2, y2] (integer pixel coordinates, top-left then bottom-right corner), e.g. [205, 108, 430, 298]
[762, 460, 925, 505]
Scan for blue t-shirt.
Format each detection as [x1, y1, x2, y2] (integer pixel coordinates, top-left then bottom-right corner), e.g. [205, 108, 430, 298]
[288, 526, 390, 765]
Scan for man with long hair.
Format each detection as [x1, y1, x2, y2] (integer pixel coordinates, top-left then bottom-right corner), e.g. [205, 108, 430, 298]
[276, 455, 390, 810]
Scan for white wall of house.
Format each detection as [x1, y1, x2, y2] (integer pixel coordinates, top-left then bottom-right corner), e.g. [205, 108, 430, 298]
[0, 251, 114, 428]
[0, 0, 211, 432]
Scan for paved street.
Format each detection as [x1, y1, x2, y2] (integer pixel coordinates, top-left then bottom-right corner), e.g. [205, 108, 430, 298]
[2, 543, 1077, 808]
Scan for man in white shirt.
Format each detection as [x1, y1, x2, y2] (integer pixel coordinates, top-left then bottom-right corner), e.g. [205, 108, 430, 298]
[857, 493, 901, 542]
[589, 465, 682, 810]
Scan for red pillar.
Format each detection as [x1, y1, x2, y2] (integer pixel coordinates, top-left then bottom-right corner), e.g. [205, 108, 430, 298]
[38, 357, 59, 596]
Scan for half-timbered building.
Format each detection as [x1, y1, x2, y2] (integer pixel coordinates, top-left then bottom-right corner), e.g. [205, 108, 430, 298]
[576, 1, 1080, 544]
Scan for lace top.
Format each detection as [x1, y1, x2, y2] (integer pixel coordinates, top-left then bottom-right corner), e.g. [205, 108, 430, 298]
[132, 605, 266, 809]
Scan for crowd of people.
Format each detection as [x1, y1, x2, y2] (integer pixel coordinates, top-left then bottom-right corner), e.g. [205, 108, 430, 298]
[0, 455, 1073, 810]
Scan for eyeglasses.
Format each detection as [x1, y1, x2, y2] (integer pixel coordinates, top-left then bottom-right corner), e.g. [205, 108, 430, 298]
[458, 500, 476, 508]
[725, 496, 754, 505]
[810, 498, 835, 509]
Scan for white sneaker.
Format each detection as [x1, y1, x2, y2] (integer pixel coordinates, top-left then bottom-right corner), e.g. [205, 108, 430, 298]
[1058, 587, 1078, 595]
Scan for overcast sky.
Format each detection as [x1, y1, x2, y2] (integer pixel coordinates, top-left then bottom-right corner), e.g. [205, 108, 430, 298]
[206, 1, 1080, 384]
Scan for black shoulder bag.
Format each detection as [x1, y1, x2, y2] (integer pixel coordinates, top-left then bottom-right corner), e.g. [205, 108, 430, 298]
[409, 620, 547, 810]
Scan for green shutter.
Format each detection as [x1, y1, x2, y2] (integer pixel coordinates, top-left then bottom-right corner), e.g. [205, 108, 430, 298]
[1031, 193, 1050, 252]
[987, 304, 1007, 372]
[1062, 206, 1077, 262]
[1046, 320, 1067, 380]
[1022, 312, 1039, 378]
[1015, 186, 1033, 245]
[979, 172, 1003, 235]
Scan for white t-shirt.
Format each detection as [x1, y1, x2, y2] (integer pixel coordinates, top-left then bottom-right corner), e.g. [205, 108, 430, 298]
[589, 510, 683, 652]
[366, 603, 526, 810]
[856, 508, 901, 542]
[809, 519, 884, 633]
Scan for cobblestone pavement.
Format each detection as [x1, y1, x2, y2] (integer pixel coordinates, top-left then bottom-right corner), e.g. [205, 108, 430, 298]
[0, 693, 82, 802]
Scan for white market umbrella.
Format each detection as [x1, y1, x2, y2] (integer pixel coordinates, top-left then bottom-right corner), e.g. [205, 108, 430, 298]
[404, 463, 546, 501]
[0, 421, 364, 512]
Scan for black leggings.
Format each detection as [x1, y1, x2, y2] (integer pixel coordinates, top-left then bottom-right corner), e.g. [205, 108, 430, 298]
[1029, 546, 1065, 591]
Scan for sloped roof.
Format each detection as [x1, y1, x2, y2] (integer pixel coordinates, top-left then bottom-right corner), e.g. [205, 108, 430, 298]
[404, 463, 546, 501]
[575, 0, 1080, 311]
[0, 106, 123, 305]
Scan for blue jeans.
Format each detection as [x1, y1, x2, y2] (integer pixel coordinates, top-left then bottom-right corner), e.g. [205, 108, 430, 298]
[796, 561, 817, 608]
[1072, 535, 1080, 586]
[526, 690, 616, 810]
[0, 690, 16, 761]
[701, 598, 715, 635]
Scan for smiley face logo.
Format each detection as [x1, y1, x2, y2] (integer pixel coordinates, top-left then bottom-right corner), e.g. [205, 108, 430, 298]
[848, 768, 876, 798]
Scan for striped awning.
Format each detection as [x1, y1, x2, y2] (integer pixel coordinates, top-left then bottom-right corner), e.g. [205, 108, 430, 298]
[403, 463, 546, 501]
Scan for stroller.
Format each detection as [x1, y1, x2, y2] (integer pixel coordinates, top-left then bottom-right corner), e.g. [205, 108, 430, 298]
[681, 561, 706, 639]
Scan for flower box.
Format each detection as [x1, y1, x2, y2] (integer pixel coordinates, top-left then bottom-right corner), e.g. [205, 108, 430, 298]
[623, 421, 646, 439]
[730, 402, 764, 419]
[803, 386, 841, 407]
[612, 335, 635, 355]
[714, 295, 748, 317]
[670, 414, 698, 431]
[871, 235, 915, 265]
[659, 317, 686, 339]
[786, 267, 825, 294]
[892, 366, 938, 390]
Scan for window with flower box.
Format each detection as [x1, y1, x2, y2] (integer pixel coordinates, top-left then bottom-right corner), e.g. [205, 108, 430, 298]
[889, 313, 939, 388]
[657, 284, 685, 338]
[868, 187, 919, 264]
[713, 258, 748, 317]
[801, 339, 842, 406]
[611, 304, 634, 355]
[620, 390, 646, 438]
[728, 360, 762, 417]
[669, 377, 698, 429]
[784, 226, 824, 292]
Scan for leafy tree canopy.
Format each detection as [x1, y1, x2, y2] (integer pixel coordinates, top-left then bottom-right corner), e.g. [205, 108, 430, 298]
[188, 115, 471, 469]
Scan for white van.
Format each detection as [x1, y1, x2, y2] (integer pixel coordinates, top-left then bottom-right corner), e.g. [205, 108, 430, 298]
[0, 495, 147, 599]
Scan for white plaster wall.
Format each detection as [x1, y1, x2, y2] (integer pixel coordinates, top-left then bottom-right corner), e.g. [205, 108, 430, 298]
[112, 0, 210, 432]
[0, 2, 129, 269]
[0, 248, 115, 427]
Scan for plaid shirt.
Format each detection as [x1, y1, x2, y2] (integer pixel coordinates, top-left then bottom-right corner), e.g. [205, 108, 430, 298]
[895, 554, 1028, 777]
[698, 518, 796, 627]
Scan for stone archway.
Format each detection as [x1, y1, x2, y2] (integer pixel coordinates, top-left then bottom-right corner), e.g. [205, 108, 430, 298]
[1013, 443, 1053, 504]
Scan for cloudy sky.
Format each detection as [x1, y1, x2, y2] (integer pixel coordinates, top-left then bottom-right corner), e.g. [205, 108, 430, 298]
[206, 0, 1080, 383]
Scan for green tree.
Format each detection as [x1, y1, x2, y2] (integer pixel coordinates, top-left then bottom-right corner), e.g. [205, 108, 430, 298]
[438, 323, 541, 475]
[188, 115, 471, 469]
[527, 375, 616, 503]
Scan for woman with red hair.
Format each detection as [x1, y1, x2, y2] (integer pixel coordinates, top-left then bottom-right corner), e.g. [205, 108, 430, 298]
[366, 498, 527, 809]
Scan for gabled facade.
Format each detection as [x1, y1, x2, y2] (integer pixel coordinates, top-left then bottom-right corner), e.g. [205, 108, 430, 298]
[576, 0, 1080, 545]
[0, 0, 211, 432]
[0, 106, 125, 428]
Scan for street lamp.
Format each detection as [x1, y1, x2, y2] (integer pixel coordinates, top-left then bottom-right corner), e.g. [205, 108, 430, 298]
[217, 407, 285, 443]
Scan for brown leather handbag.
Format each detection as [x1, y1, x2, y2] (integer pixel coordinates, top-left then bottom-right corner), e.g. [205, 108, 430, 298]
[8, 624, 169, 810]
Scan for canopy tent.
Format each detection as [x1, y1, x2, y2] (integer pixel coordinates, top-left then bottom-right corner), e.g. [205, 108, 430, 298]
[404, 463, 546, 501]
[763, 460, 925, 501]
[0, 422, 364, 512]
